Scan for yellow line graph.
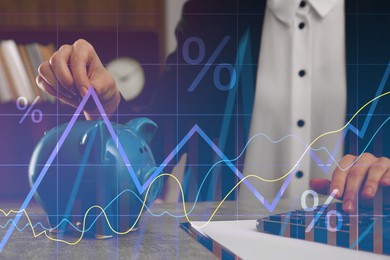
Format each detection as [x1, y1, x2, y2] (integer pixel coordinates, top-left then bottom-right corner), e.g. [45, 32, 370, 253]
[0, 90, 389, 245]
[0, 173, 291, 245]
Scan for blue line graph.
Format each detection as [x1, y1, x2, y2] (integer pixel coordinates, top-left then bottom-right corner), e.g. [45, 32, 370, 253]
[0, 86, 285, 250]
[59, 125, 98, 233]
[207, 28, 254, 200]
[1, 109, 388, 233]
[0, 61, 389, 250]
[311, 63, 390, 174]
[349, 65, 390, 138]
[0, 115, 389, 240]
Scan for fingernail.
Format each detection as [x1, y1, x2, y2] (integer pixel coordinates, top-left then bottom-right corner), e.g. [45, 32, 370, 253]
[81, 86, 88, 97]
[363, 187, 373, 197]
[331, 187, 340, 198]
[343, 200, 354, 212]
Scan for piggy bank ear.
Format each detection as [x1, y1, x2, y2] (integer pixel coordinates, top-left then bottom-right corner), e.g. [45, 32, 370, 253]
[126, 118, 157, 144]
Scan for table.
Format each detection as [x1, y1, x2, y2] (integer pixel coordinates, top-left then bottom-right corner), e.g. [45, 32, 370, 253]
[0, 199, 292, 259]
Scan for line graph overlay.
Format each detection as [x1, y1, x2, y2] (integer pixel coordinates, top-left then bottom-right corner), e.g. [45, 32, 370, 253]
[0, 89, 90, 251]
[1, 62, 389, 250]
[0, 86, 284, 250]
[2, 113, 389, 238]
[0, 117, 389, 245]
[311, 63, 390, 174]
[0, 173, 323, 245]
[0, 169, 388, 246]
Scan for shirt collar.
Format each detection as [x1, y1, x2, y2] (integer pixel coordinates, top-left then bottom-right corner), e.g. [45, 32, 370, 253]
[267, 0, 340, 25]
[310, 0, 339, 17]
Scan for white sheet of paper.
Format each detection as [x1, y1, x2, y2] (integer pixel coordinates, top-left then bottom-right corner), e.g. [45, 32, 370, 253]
[191, 220, 388, 260]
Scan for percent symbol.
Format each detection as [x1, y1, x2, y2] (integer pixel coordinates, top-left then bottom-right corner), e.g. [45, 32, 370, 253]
[16, 96, 42, 124]
[301, 189, 343, 232]
[183, 36, 237, 92]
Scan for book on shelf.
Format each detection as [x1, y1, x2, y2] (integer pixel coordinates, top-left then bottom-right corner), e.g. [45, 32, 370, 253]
[18, 44, 41, 98]
[0, 50, 14, 103]
[1, 40, 35, 102]
[0, 39, 56, 104]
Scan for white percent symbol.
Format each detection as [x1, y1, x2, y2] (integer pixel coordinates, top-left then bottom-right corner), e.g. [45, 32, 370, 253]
[301, 189, 343, 232]
[16, 96, 42, 124]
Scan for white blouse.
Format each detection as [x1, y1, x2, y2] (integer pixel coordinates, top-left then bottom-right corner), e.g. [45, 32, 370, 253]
[240, 0, 347, 207]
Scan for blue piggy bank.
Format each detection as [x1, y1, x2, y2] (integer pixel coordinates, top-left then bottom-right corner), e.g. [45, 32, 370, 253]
[28, 118, 163, 238]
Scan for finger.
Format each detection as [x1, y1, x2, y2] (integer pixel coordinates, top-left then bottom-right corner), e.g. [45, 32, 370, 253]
[309, 178, 331, 195]
[49, 45, 77, 95]
[70, 39, 97, 96]
[36, 74, 58, 97]
[57, 95, 82, 108]
[343, 153, 377, 212]
[36, 75, 78, 106]
[38, 61, 73, 99]
[362, 157, 390, 199]
[330, 154, 357, 199]
[380, 169, 390, 186]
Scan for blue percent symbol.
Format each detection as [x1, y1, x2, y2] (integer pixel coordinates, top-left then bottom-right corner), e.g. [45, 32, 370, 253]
[301, 189, 343, 232]
[183, 36, 237, 92]
[16, 96, 42, 124]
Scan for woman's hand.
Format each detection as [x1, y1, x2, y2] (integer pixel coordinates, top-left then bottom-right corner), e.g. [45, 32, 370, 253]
[36, 39, 121, 120]
[310, 153, 390, 213]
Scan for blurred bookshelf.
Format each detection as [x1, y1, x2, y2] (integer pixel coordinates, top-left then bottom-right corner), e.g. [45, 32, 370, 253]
[0, 0, 165, 198]
[0, 0, 165, 33]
